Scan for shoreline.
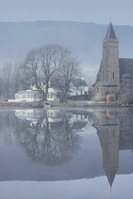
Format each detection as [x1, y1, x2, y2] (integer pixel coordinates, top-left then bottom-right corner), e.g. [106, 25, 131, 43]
[0, 101, 132, 109]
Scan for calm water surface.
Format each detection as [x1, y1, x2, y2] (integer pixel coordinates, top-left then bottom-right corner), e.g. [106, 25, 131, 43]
[0, 107, 133, 199]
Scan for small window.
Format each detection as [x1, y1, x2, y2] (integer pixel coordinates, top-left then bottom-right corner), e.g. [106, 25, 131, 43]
[113, 72, 114, 79]
[113, 130, 114, 137]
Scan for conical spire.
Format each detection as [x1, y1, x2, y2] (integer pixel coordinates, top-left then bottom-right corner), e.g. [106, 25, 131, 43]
[105, 169, 117, 187]
[105, 22, 117, 39]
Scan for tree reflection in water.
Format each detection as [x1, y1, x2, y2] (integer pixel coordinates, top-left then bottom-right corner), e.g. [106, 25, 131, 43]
[0, 108, 133, 185]
[15, 109, 89, 165]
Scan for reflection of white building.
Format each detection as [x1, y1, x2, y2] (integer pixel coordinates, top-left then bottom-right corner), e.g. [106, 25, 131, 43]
[47, 109, 62, 123]
[15, 109, 62, 127]
[15, 109, 43, 122]
[15, 108, 89, 131]
[69, 113, 88, 123]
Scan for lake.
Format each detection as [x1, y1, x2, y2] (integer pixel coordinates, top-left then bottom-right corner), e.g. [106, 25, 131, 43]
[0, 107, 133, 199]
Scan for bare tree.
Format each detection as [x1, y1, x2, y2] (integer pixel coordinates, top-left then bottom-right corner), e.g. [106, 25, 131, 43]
[0, 61, 24, 99]
[12, 61, 23, 94]
[39, 44, 70, 99]
[22, 44, 80, 101]
[22, 48, 40, 87]
[58, 56, 80, 102]
[1, 63, 13, 98]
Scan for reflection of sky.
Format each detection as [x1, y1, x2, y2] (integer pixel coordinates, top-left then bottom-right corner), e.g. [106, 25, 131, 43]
[0, 174, 133, 199]
[0, 112, 133, 181]
[0, 126, 103, 181]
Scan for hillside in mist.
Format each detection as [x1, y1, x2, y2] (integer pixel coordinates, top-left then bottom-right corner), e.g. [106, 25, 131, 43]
[0, 21, 133, 81]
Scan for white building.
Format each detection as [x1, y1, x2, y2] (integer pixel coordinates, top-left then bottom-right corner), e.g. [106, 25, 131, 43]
[30, 81, 60, 102]
[13, 77, 89, 103]
[47, 87, 60, 102]
[69, 78, 89, 97]
[15, 90, 42, 102]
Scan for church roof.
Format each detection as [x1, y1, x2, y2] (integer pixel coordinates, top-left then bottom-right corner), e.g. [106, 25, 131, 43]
[119, 58, 133, 78]
[105, 22, 117, 39]
[105, 169, 117, 187]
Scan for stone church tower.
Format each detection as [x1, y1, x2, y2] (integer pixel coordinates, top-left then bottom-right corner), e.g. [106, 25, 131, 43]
[93, 23, 120, 102]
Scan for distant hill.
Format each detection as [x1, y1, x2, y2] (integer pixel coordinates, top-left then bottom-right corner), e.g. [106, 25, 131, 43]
[0, 21, 133, 82]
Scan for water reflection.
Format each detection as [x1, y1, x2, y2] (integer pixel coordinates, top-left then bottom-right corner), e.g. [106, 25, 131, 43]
[93, 108, 133, 187]
[15, 109, 89, 165]
[0, 107, 133, 188]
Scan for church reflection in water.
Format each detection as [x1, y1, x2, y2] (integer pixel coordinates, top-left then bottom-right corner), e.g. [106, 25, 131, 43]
[14, 108, 133, 186]
[92, 108, 133, 187]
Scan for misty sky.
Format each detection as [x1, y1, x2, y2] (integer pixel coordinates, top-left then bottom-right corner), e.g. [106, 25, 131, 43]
[0, 0, 133, 26]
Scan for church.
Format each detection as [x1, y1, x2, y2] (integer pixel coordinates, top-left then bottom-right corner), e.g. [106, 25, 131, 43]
[92, 22, 133, 104]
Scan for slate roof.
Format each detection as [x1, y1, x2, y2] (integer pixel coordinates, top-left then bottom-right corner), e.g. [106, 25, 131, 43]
[105, 22, 117, 39]
[119, 58, 133, 78]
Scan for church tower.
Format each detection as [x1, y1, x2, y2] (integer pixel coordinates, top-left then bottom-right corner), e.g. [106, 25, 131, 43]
[93, 23, 120, 102]
[99, 22, 119, 83]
